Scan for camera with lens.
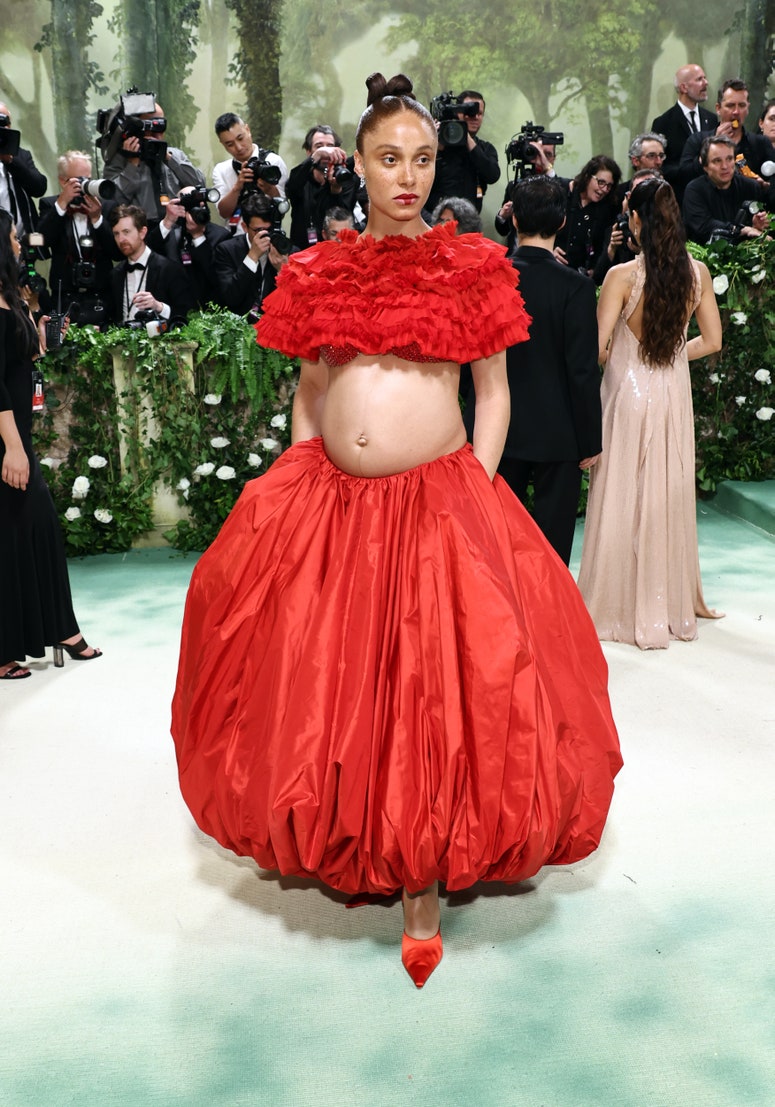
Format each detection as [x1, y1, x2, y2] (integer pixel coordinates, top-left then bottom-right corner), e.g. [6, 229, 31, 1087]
[614, 212, 630, 249]
[0, 113, 21, 157]
[176, 186, 220, 225]
[269, 197, 292, 255]
[506, 122, 564, 178]
[97, 88, 168, 168]
[68, 177, 117, 209]
[430, 92, 480, 147]
[125, 307, 167, 336]
[18, 232, 47, 295]
[316, 152, 353, 185]
[238, 150, 282, 195]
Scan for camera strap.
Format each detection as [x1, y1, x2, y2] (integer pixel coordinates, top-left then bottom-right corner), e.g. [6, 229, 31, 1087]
[124, 263, 148, 320]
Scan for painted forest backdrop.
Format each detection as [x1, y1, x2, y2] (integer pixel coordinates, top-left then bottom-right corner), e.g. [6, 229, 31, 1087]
[0, 0, 773, 224]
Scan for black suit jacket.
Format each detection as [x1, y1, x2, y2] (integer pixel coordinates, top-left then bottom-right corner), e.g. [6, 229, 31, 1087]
[147, 221, 231, 309]
[1, 147, 47, 235]
[110, 250, 195, 325]
[37, 196, 118, 299]
[464, 245, 601, 462]
[212, 234, 280, 315]
[651, 103, 718, 200]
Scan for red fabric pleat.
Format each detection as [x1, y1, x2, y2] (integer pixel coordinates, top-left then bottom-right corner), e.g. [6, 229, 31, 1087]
[172, 439, 621, 895]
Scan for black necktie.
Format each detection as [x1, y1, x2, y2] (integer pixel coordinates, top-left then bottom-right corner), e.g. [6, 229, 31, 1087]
[127, 262, 145, 272]
[689, 110, 697, 133]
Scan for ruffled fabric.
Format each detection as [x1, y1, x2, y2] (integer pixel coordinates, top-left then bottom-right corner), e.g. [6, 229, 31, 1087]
[256, 223, 531, 364]
[172, 439, 621, 895]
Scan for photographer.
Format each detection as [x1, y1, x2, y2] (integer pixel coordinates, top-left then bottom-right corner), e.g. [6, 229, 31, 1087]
[495, 129, 567, 248]
[147, 186, 230, 309]
[553, 156, 621, 277]
[109, 203, 194, 326]
[37, 150, 119, 328]
[212, 112, 288, 224]
[427, 90, 500, 214]
[0, 100, 47, 237]
[212, 192, 294, 318]
[101, 95, 205, 223]
[286, 125, 361, 250]
[683, 136, 774, 244]
[593, 168, 662, 285]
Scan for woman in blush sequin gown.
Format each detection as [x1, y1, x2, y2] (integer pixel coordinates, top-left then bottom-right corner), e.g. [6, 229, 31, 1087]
[578, 178, 723, 649]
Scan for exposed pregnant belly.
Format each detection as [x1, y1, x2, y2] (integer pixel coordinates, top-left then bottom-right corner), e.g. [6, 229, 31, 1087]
[320, 355, 466, 477]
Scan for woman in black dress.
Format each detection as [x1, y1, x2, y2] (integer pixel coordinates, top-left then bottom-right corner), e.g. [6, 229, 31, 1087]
[0, 210, 101, 679]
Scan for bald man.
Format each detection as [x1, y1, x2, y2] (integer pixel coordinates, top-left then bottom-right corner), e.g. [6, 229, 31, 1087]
[652, 64, 718, 203]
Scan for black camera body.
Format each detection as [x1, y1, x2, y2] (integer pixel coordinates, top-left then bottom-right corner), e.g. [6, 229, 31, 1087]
[506, 122, 565, 178]
[98, 88, 167, 167]
[18, 232, 47, 295]
[239, 150, 282, 193]
[430, 92, 479, 147]
[0, 114, 21, 157]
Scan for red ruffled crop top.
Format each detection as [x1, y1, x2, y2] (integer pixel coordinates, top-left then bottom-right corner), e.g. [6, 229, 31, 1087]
[255, 222, 531, 366]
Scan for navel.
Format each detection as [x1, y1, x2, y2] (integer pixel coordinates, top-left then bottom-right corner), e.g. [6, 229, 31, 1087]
[356, 433, 368, 447]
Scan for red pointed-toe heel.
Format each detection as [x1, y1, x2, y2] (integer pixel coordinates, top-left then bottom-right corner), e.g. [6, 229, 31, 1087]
[401, 929, 443, 988]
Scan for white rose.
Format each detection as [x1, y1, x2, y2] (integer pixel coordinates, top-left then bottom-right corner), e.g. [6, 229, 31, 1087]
[177, 477, 191, 490]
[210, 436, 230, 449]
[735, 396, 747, 406]
[270, 413, 287, 429]
[87, 454, 108, 469]
[72, 475, 90, 499]
[203, 393, 222, 405]
[40, 457, 55, 468]
[731, 311, 748, 326]
[751, 269, 766, 284]
[712, 274, 729, 295]
[259, 438, 279, 450]
[216, 465, 236, 480]
[755, 406, 774, 421]
[94, 508, 113, 524]
[64, 506, 81, 521]
[247, 453, 262, 468]
[194, 462, 215, 476]
[754, 369, 771, 384]
[708, 373, 720, 384]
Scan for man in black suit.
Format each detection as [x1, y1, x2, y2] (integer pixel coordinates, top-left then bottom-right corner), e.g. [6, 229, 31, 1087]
[37, 150, 118, 328]
[464, 176, 601, 565]
[680, 78, 775, 187]
[0, 100, 47, 237]
[147, 187, 230, 310]
[652, 64, 718, 203]
[213, 192, 292, 318]
[109, 203, 194, 326]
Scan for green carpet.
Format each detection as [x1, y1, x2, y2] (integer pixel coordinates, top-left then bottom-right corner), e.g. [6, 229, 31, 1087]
[1, 507, 773, 1107]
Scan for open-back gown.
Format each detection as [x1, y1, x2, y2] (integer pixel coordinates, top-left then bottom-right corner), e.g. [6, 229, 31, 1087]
[578, 254, 718, 649]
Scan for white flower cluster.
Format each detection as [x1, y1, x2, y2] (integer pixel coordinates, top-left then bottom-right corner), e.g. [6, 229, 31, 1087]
[751, 266, 767, 284]
[72, 475, 90, 500]
[88, 455, 108, 469]
[754, 368, 772, 385]
[259, 438, 279, 451]
[203, 393, 222, 405]
[270, 413, 287, 429]
[210, 436, 230, 449]
[94, 508, 113, 524]
[731, 312, 747, 326]
[712, 274, 729, 295]
[755, 407, 774, 422]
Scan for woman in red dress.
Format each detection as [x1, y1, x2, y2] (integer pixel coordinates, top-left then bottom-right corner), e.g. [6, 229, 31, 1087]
[172, 74, 621, 988]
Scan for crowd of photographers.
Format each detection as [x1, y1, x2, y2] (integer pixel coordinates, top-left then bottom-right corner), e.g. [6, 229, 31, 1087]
[2, 67, 774, 340]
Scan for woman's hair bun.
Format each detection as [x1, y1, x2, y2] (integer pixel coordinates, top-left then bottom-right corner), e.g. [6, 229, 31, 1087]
[365, 72, 415, 106]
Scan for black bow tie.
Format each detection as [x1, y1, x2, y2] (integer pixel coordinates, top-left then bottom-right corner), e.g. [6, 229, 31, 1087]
[127, 262, 145, 272]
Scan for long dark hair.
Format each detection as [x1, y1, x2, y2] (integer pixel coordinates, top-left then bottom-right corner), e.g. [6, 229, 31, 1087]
[355, 73, 436, 152]
[0, 209, 38, 360]
[628, 178, 695, 367]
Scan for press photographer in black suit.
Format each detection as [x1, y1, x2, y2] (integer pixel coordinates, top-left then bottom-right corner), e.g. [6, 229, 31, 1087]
[147, 187, 230, 309]
[213, 193, 293, 319]
[464, 176, 601, 565]
[109, 204, 194, 326]
[0, 100, 47, 237]
[37, 150, 118, 328]
[427, 90, 500, 214]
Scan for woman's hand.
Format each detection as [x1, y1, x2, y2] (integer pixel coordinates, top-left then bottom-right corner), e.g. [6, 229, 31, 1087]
[1, 442, 29, 491]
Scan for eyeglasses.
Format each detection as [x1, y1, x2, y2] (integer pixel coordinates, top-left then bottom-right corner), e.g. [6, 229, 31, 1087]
[592, 177, 614, 191]
[640, 151, 666, 161]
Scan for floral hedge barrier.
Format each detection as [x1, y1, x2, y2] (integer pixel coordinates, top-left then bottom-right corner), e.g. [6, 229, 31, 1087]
[688, 238, 775, 492]
[33, 309, 296, 554]
[32, 246, 775, 555]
